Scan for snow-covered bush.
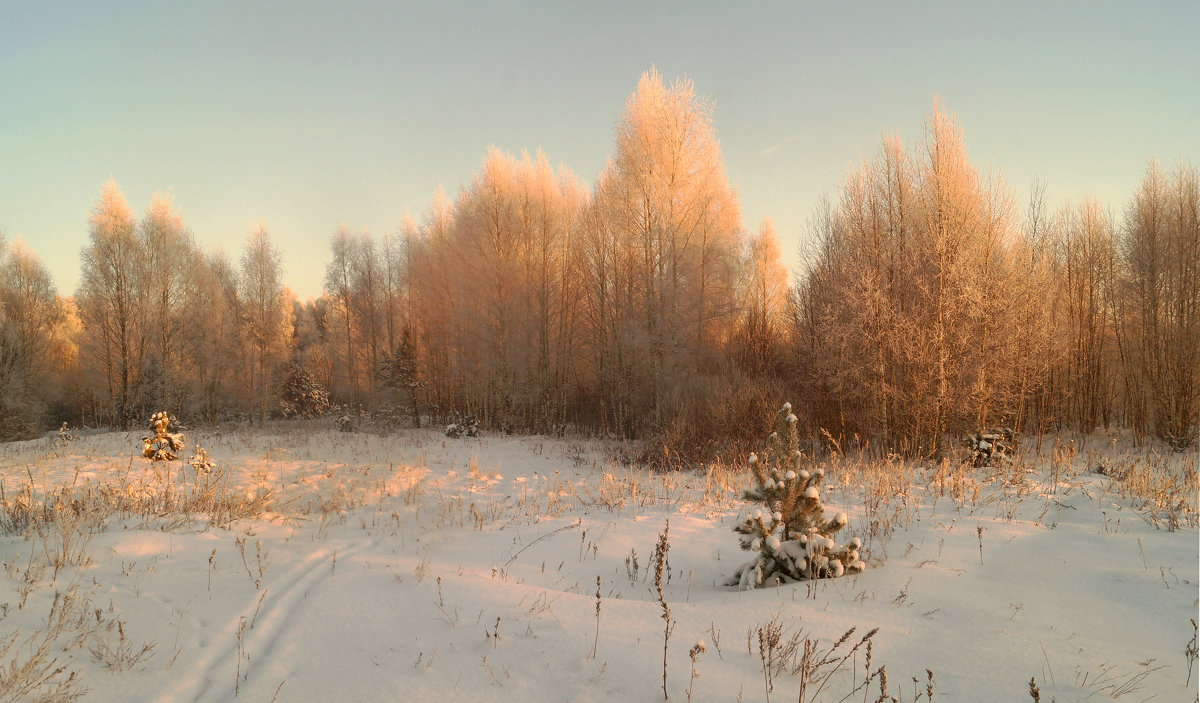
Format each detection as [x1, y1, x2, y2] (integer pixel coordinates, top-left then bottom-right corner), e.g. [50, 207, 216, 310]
[141, 411, 185, 461]
[368, 402, 412, 430]
[188, 445, 215, 473]
[279, 362, 330, 418]
[724, 402, 865, 589]
[444, 412, 479, 438]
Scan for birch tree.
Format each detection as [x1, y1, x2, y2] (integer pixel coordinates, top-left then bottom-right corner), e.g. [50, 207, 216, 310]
[325, 225, 358, 403]
[139, 191, 190, 410]
[239, 225, 291, 424]
[0, 239, 69, 438]
[1118, 160, 1200, 447]
[77, 179, 146, 428]
[791, 104, 1046, 455]
[587, 68, 743, 431]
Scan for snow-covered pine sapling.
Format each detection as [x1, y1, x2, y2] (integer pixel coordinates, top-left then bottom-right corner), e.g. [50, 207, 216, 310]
[142, 411, 185, 461]
[724, 402, 865, 589]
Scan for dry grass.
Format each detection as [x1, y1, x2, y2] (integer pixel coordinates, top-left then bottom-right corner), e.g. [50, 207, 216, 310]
[0, 584, 89, 702]
[1100, 450, 1199, 530]
[0, 424, 1195, 700]
[743, 609, 924, 703]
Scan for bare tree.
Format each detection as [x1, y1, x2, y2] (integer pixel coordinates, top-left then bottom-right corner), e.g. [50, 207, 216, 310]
[139, 191, 190, 410]
[239, 225, 291, 424]
[1049, 200, 1118, 432]
[733, 217, 788, 375]
[351, 230, 385, 403]
[77, 179, 146, 428]
[790, 103, 1046, 456]
[586, 68, 743, 433]
[409, 186, 456, 419]
[0, 239, 69, 438]
[1118, 160, 1200, 447]
[325, 225, 358, 404]
[183, 249, 239, 422]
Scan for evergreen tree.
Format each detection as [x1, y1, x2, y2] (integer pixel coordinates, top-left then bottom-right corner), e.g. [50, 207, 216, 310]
[725, 403, 865, 589]
[279, 361, 330, 418]
[142, 411, 185, 461]
[376, 328, 422, 427]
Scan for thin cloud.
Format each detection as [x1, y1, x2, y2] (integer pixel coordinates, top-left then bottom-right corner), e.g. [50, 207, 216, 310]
[758, 134, 807, 157]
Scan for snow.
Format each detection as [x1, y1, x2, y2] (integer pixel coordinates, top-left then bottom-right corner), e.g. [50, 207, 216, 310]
[0, 425, 1196, 702]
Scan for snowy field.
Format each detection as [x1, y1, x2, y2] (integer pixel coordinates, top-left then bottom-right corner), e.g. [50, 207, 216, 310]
[0, 423, 1196, 702]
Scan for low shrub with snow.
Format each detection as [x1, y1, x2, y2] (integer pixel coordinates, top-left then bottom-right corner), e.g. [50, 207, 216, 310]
[725, 402, 864, 589]
[444, 412, 479, 438]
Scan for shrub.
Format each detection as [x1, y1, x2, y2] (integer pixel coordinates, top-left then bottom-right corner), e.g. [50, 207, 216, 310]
[279, 361, 330, 418]
[444, 412, 479, 438]
[725, 402, 865, 589]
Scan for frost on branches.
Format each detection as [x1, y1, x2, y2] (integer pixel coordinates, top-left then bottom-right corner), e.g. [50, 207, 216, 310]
[444, 412, 479, 438]
[724, 403, 865, 589]
[142, 411, 185, 461]
[279, 362, 330, 419]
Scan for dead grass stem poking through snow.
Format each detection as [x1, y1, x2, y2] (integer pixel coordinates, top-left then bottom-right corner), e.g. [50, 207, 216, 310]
[589, 575, 601, 663]
[744, 609, 926, 703]
[1103, 450, 1198, 530]
[686, 639, 705, 703]
[1186, 618, 1198, 686]
[0, 583, 89, 703]
[654, 519, 673, 701]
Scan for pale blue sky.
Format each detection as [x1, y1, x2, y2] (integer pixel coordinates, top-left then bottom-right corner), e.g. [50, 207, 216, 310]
[2, 1, 1197, 300]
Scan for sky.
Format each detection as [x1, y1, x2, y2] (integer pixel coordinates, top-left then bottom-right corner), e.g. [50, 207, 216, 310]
[2, 1, 1197, 301]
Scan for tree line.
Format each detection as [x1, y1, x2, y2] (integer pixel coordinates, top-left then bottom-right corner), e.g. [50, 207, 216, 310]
[1, 70, 1195, 455]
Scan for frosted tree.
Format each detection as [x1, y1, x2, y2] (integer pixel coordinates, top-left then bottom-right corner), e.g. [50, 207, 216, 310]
[142, 411, 185, 461]
[325, 226, 358, 403]
[139, 191, 190, 411]
[587, 69, 743, 428]
[239, 226, 291, 424]
[725, 403, 865, 589]
[279, 361, 329, 418]
[790, 103, 1048, 455]
[0, 239, 69, 439]
[732, 217, 788, 374]
[77, 179, 145, 428]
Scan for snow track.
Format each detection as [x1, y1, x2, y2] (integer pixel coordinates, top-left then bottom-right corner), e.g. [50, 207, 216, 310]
[1, 428, 1194, 702]
[154, 539, 369, 703]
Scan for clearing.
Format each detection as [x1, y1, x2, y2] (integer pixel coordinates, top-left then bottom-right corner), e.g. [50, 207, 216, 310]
[0, 424, 1196, 702]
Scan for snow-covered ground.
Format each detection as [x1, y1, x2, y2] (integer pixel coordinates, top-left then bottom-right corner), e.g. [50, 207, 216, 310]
[1, 424, 1196, 702]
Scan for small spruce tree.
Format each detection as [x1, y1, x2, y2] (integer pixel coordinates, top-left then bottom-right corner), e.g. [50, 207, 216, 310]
[376, 329, 423, 428]
[142, 411, 185, 461]
[725, 402, 865, 589]
[279, 361, 330, 418]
